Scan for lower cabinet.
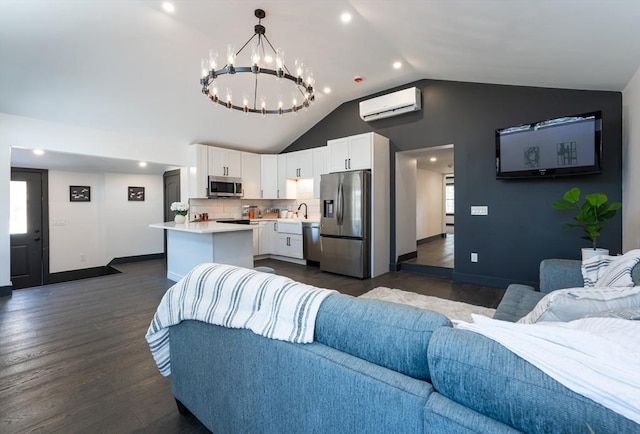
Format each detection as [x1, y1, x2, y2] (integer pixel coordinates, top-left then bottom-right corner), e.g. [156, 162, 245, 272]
[274, 233, 303, 259]
[253, 220, 303, 260]
[252, 225, 259, 255]
[258, 221, 271, 255]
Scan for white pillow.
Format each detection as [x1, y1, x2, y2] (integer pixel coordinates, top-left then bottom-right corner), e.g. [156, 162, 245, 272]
[517, 286, 640, 324]
[581, 249, 640, 287]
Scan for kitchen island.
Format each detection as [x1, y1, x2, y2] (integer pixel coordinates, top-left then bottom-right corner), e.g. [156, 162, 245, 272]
[149, 221, 254, 282]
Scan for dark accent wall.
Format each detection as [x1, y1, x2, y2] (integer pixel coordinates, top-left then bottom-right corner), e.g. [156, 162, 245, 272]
[285, 79, 622, 287]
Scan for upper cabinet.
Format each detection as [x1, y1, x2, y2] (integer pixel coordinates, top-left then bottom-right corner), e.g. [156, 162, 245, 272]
[187, 144, 209, 199]
[277, 154, 296, 199]
[208, 147, 242, 178]
[327, 133, 374, 173]
[285, 149, 313, 179]
[260, 155, 278, 199]
[241, 152, 261, 199]
[312, 147, 326, 198]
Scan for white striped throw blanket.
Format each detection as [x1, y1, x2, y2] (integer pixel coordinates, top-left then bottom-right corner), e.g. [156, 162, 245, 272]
[146, 263, 336, 376]
[582, 249, 640, 287]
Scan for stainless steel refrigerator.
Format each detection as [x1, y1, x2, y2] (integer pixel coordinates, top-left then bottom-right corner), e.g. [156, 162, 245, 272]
[320, 170, 370, 278]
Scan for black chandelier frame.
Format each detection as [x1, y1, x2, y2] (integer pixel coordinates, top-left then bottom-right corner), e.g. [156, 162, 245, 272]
[199, 9, 315, 115]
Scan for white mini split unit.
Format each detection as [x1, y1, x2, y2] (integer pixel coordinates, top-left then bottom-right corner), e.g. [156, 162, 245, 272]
[359, 87, 422, 122]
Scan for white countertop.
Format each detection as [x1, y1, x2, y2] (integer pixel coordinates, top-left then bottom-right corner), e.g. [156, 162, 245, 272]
[250, 218, 320, 223]
[149, 221, 254, 234]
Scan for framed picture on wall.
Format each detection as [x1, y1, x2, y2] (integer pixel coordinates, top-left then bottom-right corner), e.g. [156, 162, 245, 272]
[128, 186, 145, 201]
[69, 185, 91, 202]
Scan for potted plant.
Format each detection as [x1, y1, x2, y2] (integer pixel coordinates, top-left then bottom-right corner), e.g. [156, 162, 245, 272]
[552, 187, 622, 260]
[170, 202, 189, 224]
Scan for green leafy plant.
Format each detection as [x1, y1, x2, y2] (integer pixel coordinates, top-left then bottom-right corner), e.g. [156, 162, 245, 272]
[553, 187, 621, 249]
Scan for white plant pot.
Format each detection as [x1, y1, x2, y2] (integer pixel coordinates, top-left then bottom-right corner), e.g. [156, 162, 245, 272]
[174, 214, 186, 224]
[582, 248, 609, 261]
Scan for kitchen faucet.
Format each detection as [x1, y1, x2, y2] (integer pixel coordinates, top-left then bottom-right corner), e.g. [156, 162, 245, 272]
[297, 202, 308, 219]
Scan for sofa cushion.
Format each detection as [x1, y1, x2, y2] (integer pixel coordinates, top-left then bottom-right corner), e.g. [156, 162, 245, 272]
[427, 327, 639, 434]
[315, 293, 452, 382]
[493, 284, 545, 322]
[517, 286, 640, 324]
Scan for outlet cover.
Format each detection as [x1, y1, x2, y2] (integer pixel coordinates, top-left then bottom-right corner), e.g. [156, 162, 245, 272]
[471, 252, 478, 262]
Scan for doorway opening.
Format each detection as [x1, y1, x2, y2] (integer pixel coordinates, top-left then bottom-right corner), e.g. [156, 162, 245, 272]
[395, 144, 454, 276]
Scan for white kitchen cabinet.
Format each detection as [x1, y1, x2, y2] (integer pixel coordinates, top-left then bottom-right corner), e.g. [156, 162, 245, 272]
[252, 225, 259, 255]
[312, 146, 326, 198]
[275, 234, 303, 259]
[260, 155, 278, 199]
[208, 147, 242, 178]
[187, 144, 209, 198]
[267, 220, 279, 254]
[277, 154, 296, 199]
[286, 149, 313, 179]
[241, 152, 261, 199]
[327, 133, 375, 172]
[275, 220, 303, 259]
[258, 221, 271, 255]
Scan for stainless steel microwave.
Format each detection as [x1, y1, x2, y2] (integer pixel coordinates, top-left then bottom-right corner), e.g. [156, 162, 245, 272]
[208, 176, 242, 198]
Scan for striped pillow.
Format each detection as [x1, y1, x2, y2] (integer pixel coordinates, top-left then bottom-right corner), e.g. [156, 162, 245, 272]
[582, 249, 640, 287]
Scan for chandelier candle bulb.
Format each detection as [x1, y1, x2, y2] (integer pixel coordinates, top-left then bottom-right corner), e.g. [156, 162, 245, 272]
[208, 50, 218, 70]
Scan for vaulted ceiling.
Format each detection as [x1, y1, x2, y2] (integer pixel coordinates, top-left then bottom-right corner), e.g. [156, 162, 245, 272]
[1, 0, 639, 156]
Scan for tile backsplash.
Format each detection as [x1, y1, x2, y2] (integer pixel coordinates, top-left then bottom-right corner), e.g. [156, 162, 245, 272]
[188, 178, 320, 221]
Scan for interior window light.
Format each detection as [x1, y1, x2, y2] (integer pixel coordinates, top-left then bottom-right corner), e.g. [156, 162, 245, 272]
[10, 180, 27, 234]
[445, 177, 454, 215]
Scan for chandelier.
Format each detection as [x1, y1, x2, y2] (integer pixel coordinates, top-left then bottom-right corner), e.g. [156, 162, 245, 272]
[199, 9, 315, 115]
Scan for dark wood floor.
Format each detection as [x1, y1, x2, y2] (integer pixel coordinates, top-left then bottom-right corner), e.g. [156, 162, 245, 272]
[0, 259, 504, 433]
[404, 234, 454, 268]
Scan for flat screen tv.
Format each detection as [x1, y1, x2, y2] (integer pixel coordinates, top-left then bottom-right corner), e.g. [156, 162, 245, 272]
[496, 111, 602, 179]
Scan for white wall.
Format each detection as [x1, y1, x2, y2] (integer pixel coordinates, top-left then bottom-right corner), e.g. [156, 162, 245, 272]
[1, 145, 11, 287]
[416, 168, 444, 240]
[48, 170, 164, 273]
[1, 113, 184, 284]
[103, 173, 164, 261]
[49, 171, 106, 272]
[395, 153, 417, 258]
[623, 66, 640, 251]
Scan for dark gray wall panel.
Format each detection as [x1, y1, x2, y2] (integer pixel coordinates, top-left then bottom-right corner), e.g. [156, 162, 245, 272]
[285, 79, 622, 287]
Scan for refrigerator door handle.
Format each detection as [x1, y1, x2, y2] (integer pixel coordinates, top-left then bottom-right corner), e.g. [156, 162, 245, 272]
[337, 182, 344, 226]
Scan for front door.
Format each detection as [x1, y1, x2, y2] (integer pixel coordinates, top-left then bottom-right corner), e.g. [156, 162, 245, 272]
[10, 168, 48, 289]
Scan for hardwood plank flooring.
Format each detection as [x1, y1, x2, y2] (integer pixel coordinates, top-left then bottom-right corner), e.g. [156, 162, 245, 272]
[0, 259, 504, 433]
[404, 234, 454, 268]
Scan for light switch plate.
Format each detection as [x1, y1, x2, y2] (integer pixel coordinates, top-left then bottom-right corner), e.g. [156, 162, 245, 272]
[471, 206, 488, 216]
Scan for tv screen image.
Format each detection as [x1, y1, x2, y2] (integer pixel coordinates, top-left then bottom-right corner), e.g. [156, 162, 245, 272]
[496, 111, 602, 179]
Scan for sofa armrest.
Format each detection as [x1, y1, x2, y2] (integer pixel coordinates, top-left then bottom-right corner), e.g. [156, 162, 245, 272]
[539, 259, 583, 293]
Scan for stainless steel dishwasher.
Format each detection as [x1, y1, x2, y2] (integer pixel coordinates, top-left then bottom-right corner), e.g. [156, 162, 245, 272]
[302, 221, 321, 262]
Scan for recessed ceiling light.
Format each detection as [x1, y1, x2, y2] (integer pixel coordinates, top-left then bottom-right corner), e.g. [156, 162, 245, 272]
[393, 61, 402, 69]
[340, 12, 352, 23]
[33, 149, 44, 156]
[430, 157, 437, 162]
[323, 87, 332, 94]
[264, 55, 273, 64]
[162, 2, 175, 13]
[139, 162, 148, 167]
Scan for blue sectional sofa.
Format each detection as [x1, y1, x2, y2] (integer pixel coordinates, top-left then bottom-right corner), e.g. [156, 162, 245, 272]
[167, 262, 639, 434]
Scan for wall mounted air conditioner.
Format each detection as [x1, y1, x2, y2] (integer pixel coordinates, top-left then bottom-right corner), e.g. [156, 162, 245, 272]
[359, 87, 422, 122]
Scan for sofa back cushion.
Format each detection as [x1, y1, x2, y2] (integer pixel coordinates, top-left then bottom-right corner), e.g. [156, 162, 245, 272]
[315, 294, 452, 382]
[427, 327, 638, 434]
